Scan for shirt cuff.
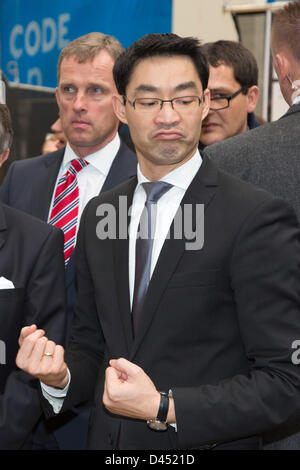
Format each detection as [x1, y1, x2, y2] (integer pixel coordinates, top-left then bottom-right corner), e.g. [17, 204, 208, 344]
[40, 369, 71, 414]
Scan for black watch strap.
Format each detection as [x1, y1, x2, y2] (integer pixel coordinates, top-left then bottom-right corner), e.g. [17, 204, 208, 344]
[157, 391, 169, 423]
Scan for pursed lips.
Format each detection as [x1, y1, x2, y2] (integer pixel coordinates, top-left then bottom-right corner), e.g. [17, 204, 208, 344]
[153, 130, 183, 140]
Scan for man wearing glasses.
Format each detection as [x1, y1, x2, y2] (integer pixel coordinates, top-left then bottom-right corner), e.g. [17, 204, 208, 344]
[16, 33, 300, 451]
[199, 40, 260, 149]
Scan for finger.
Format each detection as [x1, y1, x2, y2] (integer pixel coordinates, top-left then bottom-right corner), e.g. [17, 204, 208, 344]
[18, 324, 38, 346]
[24, 336, 51, 373]
[41, 340, 56, 360]
[18, 330, 46, 361]
[109, 358, 138, 378]
[51, 345, 65, 371]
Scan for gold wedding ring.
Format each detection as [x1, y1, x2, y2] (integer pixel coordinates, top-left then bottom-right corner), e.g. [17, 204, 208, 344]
[43, 352, 53, 357]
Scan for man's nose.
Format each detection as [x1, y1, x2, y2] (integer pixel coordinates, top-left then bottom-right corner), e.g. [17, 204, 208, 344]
[154, 101, 180, 124]
[73, 92, 88, 112]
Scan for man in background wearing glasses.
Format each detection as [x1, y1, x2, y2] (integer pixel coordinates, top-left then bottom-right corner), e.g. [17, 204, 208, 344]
[199, 40, 260, 150]
[16, 33, 300, 451]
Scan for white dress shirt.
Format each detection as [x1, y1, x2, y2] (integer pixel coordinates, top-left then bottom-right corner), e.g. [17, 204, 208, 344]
[129, 150, 202, 308]
[42, 149, 203, 415]
[47, 134, 120, 242]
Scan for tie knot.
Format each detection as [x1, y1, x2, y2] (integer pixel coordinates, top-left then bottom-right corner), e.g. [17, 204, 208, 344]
[69, 158, 89, 175]
[142, 181, 173, 203]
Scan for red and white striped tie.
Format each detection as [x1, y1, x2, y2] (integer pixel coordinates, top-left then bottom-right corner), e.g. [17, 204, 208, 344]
[49, 158, 89, 265]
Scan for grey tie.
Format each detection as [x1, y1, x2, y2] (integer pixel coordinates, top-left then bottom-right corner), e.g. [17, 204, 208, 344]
[132, 181, 173, 333]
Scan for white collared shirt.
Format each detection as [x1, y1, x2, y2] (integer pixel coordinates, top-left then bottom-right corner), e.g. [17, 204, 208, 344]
[293, 95, 300, 105]
[47, 134, 120, 242]
[129, 150, 202, 307]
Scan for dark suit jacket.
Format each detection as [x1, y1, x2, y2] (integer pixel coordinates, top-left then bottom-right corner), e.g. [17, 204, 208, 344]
[204, 104, 300, 223]
[0, 139, 137, 449]
[47, 157, 300, 450]
[204, 104, 300, 449]
[0, 203, 66, 449]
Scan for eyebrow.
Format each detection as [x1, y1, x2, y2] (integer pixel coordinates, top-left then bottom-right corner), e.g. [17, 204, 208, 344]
[133, 81, 199, 96]
[209, 88, 232, 95]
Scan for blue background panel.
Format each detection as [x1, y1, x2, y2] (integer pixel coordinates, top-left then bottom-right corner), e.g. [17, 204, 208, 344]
[0, 0, 172, 88]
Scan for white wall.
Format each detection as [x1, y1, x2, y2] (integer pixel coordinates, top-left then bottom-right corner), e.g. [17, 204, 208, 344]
[172, 0, 238, 43]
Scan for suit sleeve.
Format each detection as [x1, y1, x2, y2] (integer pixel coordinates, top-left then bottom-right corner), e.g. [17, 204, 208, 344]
[0, 227, 66, 449]
[173, 198, 300, 449]
[0, 161, 15, 205]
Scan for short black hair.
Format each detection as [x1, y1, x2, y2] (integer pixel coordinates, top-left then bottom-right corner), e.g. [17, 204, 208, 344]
[113, 33, 209, 96]
[0, 104, 13, 154]
[202, 40, 258, 93]
[272, 0, 300, 62]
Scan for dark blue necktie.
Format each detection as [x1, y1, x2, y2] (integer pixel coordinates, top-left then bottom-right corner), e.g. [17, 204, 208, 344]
[132, 181, 173, 333]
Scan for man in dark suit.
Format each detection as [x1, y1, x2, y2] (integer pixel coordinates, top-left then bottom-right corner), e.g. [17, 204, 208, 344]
[0, 103, 66, 449]
[204, 3, 300, 449]
[16, 33, 300, 451]
[0, 32, 136, 450]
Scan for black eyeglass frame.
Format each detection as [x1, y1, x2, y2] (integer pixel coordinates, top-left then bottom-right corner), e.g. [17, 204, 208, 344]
[209, 86, 248, 111]
[123, 95, 203, 111]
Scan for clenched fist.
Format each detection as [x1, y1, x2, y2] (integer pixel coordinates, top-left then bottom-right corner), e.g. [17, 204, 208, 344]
[16, 324, 69, 389]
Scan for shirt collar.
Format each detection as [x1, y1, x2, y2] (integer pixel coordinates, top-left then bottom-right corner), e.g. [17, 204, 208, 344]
[62, 133, 120, 176]
[137, 150, 202, 191]
[292, 95, 300, 105]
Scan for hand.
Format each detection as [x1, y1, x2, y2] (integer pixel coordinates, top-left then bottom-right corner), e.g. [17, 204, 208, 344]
[16, 325, 69, 389]
[103, 358, 168, 421]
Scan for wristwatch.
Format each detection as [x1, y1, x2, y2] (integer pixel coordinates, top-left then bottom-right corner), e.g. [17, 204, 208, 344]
[147, 391, 169, 431]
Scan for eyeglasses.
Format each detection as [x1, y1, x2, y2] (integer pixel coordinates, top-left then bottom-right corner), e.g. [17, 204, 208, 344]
[124, 95, 203, 113]
[209, 87, 247, 111]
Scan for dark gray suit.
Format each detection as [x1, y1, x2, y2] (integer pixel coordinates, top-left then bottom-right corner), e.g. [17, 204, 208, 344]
[204, 104, 300, 223]
[204, 103, 300, 449]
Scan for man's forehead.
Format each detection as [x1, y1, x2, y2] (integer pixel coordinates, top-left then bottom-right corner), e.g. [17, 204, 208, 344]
[208, 63, 239, 90]
[59, 53, 115, 86]
[128, 55, 203, 93]
[60, 51, 115, 73]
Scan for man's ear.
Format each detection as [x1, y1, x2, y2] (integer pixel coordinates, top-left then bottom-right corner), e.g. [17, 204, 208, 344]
[0, 149, 10, 168]
[246, 85, 259, 113]
[275, 53, 288, 83]
[112, 94, 128, 125]
[201, 88, 210, 120]
[55, 87, 61, 110]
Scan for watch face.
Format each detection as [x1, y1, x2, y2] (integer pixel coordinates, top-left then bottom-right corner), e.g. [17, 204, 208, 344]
[147, 419, 168, 432]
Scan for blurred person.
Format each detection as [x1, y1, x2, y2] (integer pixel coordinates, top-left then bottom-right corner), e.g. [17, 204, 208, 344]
[199, 40, 260, 149]
[41, 133, 60, 154]
[16, 33, 300, 451]
[0, 32, 136, 450]
[205, 1, 300, 449]
[0, 103, 66, 449]
[50, 117, 67, 149]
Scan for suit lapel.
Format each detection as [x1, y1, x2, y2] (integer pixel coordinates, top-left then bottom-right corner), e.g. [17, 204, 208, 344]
[31, 149, 65, 221]
[113, 177, 137, 352]
[130, 157, 219, 359]
[101, 141, 136, 193]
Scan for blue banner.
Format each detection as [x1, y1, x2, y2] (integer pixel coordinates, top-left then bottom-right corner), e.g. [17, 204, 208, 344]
[0, 0, 172, 88]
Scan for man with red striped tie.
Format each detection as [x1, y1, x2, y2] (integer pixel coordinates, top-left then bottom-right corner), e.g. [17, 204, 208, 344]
[0, 32, 136, 450]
